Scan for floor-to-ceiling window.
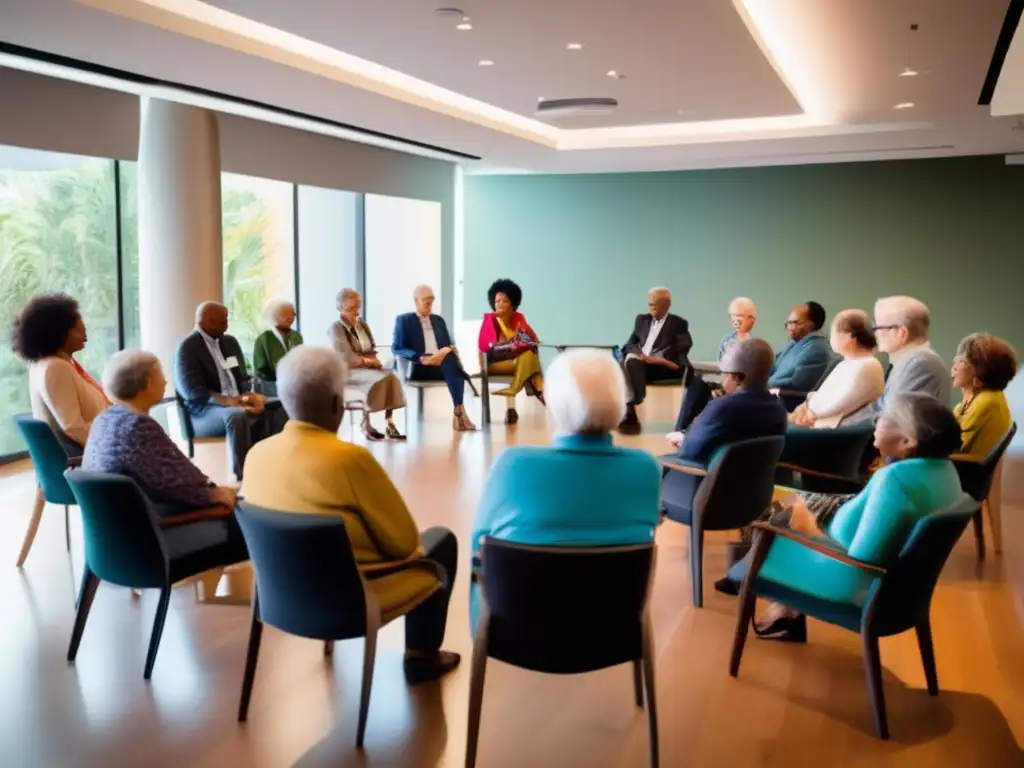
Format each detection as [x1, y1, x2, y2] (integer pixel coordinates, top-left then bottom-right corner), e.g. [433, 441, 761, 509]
[0, 145, 119, 457]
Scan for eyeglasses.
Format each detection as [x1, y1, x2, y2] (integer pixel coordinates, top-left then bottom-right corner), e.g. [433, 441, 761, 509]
[871, 325, 898, 332]
[783, 320, 806, 328]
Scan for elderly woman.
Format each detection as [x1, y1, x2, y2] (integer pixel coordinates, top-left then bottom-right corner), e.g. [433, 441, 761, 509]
[725, 393, 965, 641]
[952, 333, 1017, 458]
[83, 349, 237, 516]
[788, 309, 884, 428]
[11, 293, 108, 455]
[477, 278, 544, 425]
[330, 288, 406, 440]
[718, 296, 757, 361]
[253, 298, 303, 393]
[469, 348, 661, 627]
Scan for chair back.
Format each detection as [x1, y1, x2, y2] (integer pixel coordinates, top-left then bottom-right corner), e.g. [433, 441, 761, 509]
[865, 495, 979, 636]
[477, 539, 654, 674]
[954, 422, 1017, 501]
[173, 391, 196, 445]
[13, 414, 77, 505]
[779, 419, 876, 479]
[63, 471, 170, 588]
[694, 436, 786, 531]
[235, 503, 371, 640]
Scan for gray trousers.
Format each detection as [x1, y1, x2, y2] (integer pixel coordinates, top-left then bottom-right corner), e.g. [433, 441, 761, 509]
[190, 404, 287, 479]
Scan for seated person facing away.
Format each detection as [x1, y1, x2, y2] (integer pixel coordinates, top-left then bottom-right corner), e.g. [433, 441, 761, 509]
[174, 301, 286, 481]
[788, 309, 885, 428]
[728, 393, 966, 642]
[393, 284, 476, 431]
[12, 293, 109, 455]
[242, 346, 460, 683]
[477, 278, 544, 425]
[873, 295, 950, 408]
[768, 301, 833, 393]
[617, 286, 693, 435]
[84, 349, 238, 519]
[673, 296, 756, 434]
[331, 287, 407, 441]
[661, 339, 788, 522]
[952, 332, 1017, 457]
[470, 348, 661, 629]
[252, 298, 303, 395]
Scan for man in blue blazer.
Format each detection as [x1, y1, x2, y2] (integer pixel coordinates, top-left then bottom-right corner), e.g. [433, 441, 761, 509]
[392, 285, 476, 430]
[767, 301, 832, 392]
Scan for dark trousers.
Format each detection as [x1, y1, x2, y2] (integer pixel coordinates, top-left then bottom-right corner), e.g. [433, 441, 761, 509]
[405, 526, 458, 653]
[623, 358, 681, 406]
[675, 377, 717, 431]
[408, 355, 466, 406]
[191, 403, 288, 479]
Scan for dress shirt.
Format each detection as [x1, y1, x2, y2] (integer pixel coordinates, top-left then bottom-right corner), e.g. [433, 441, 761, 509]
[198, 328, 239, 397]
[419, 314, 439, 354]
[642, 316, 667, 356]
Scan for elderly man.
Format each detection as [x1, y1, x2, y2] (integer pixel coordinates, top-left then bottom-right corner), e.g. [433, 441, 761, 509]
[768, 301, 832, 392]
[174, 301, 286, 480]
[617, 287, 693, 435]
[243, 346, 461, 683]
[393, 285, 476, 431]
[874, 295, 950, 407]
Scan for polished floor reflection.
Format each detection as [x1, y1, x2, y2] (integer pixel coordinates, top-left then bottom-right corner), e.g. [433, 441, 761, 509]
[1, 388, 1023, 767]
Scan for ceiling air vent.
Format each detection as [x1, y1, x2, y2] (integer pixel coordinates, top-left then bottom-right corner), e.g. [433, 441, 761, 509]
[535, 97, 618, 118]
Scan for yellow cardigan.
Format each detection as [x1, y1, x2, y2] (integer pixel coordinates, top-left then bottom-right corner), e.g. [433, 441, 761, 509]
[954, 389, 1011, 459]
[242, 421, 437, 616]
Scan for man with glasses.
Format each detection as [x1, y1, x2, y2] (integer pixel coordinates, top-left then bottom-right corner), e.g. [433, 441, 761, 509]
[767, 302, 832, 392]
[873, 295, 949, 407]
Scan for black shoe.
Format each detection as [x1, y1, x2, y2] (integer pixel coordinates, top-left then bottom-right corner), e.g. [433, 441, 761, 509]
[618, 405, 641, 435]
[714, 576, 740, 596]
[403, 650, 462, 684]
[753, 614, 807, 643]
[505, 408, 519, 425]
[363, 424, 385, 441]
[385, 422, 407, 440]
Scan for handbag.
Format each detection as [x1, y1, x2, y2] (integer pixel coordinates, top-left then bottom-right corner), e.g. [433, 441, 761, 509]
[488, 328, 537, 362]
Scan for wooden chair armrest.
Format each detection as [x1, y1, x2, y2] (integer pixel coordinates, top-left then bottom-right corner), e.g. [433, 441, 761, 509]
[553, 344, 617, 352]
[950, 453, 984, 464]
[158, 505, 233, 528]
[776, 461, 861, 485]
[750, 521, 886, 574]
[658, 457, 708, 477]
[362, 557, 446, 584]
[66, 456, 83, 468]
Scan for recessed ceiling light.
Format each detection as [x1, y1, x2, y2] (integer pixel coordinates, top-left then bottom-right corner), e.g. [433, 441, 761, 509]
[899, 67, 919, 77]
[479, 59, 494, 67]
[456, 16, 472, 30]
[566, 42, 583, 50]
[606, 70, 619, 78]
[894, 101, 915, 109]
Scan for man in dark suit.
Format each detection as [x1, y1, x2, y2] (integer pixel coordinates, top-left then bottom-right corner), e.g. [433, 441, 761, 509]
[660, 338, 788, 524]
[392, 285, 476, 430]
[616, 287, 693, 434]
[174, 301, 286, 480]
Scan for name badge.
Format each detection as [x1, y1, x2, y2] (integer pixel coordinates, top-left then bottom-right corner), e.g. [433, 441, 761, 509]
[222, 356, 239, 370]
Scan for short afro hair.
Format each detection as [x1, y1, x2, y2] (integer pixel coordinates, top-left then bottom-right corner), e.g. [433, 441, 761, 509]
[10, 293, 81, 362]
[805, 301, 827, 331]
[956, 333, 1018, 392]
[487, 278, 523, 311]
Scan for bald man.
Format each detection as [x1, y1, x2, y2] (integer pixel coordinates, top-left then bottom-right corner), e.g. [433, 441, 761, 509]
[174, 301, 287, 480]
[616, 287, 693, 434]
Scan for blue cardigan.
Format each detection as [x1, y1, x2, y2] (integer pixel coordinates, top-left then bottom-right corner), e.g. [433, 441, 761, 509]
[768, 335, 832, 391]
[469, 434, 661, 629]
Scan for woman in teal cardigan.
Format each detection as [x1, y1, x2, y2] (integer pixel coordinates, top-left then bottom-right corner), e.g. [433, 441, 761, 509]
[753, 392, 966, 641]
[469, 349, 662, 631]
[253, 299, 303, 392]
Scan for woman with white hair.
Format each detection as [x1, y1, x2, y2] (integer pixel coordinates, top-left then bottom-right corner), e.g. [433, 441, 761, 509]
[330, 288, 407, 440]
[253, 299, 303, 393]
[718, 296, 757, 361]
[83, 349, 238, 516]
[468, 348, 662, 627]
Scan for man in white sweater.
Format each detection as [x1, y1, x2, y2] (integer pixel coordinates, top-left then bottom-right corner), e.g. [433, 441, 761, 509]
[873, 296, 951, 408]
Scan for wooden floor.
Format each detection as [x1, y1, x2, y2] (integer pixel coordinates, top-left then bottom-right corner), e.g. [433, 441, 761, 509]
[2, 388, 1023, 767]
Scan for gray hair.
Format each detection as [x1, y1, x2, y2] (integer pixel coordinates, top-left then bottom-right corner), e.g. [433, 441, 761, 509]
[194, 300, 225, 324]
[648, 286, 672, 302]
[336, 288, 360, 312]
[262, 298, 295, 328]
[413, 285, 435, 299]
[875, 296, 931, 342]
[881, 392, 962, 459]
[545, 348, 627, 436]
[276, 346, 349, 425]
[103, 349, 161, 401]
[720, 338, 774, 389]
[728, 296, 757, 317]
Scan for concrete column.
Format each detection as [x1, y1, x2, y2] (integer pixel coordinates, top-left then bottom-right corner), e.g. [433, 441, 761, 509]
[138, 97, 222, 382]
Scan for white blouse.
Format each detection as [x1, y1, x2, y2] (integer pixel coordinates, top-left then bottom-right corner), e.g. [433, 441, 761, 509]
[806, 356, 885, 426]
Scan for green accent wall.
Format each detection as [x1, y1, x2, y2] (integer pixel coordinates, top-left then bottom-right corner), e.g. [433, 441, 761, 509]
[464, 156, 1024, 364]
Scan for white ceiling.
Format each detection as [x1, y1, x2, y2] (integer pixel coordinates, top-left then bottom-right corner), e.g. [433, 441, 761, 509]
[0, 0, 1022, 173]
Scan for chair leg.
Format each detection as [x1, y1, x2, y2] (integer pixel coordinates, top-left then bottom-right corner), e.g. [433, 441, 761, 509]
[972, 510, 985, 561]
[985, 499, 1003, 556]
[633, 659, 644, 708]
[324, 640, 334, 656]
[465, 630, 489, 768]
[187, 438, 195, 460]
[67, 567, 100, 662]
[861, 630, 889, 739]
[16, 486, 46, 567]
[64, 505, 71, 552]
[642, 616, 660, 768]
[143, 588, 172, 680]
[356, 627, 378, 749]
[689, 525, 705, 608]
[915, 619, 939, 696]
[481, 382, 491, 425]
[238, 593, 264, 722]
[729, 528, 775, 678]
